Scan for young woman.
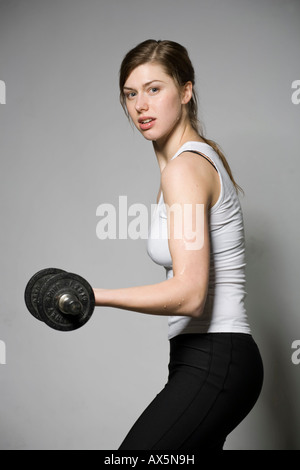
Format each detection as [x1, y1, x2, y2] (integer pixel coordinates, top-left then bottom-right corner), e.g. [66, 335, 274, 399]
[93, 39, 264, 450]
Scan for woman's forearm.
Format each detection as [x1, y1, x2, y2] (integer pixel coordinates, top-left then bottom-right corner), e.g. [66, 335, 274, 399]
[93, 276, 204, 318]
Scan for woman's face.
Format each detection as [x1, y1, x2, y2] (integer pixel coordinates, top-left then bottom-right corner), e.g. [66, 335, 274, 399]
[123, 63, 191, 142]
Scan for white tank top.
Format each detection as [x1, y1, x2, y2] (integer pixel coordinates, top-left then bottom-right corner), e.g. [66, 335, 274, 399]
[147, 141, 251, 339]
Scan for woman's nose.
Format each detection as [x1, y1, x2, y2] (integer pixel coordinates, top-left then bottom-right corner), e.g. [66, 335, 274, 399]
[135, 94, 149, 112]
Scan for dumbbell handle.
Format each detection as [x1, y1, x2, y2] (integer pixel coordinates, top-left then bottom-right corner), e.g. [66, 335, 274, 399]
[58, 293, 83, 316]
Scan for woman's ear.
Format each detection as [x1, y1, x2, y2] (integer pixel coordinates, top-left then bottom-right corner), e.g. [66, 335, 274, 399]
[181, 81, 193, 105]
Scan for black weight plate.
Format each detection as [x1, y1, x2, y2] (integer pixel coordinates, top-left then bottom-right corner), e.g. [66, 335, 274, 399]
[37, 272, 95, 331]
[25, 268, 66, 321]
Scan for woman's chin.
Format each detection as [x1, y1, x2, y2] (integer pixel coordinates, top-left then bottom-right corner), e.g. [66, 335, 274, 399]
[140, 130, 157, 141]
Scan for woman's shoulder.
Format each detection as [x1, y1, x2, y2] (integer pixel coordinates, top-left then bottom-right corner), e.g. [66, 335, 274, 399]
[161, 151, 217, 207]
[163, 145, 218, 183]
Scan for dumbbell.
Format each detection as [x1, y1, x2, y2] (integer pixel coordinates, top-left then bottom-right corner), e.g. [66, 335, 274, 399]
[24, 268, 95, 331]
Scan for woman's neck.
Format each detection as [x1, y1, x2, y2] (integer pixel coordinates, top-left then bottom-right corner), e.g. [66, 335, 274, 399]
[153, 124, 202, 174]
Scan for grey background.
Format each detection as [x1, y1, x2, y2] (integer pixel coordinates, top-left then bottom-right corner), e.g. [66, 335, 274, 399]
[0, 0, 299, 450]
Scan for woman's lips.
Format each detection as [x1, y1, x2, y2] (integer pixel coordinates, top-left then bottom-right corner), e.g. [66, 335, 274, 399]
[138, 117, 156, 131]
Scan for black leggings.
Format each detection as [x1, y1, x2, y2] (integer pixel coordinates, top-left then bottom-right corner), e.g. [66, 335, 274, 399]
[118, 333, 264, 450]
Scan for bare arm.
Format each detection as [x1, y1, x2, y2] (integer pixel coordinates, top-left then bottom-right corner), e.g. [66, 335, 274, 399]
[94, 153, 214, 318]
[94, 276, 202, 318]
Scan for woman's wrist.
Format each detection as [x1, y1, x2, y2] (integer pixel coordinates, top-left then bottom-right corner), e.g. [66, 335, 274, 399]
[93, 288, 111, 307]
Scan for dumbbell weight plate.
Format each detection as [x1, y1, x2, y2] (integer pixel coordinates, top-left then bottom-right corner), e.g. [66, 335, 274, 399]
[24, 268, 66, 321]
[37, 272, 95, 331]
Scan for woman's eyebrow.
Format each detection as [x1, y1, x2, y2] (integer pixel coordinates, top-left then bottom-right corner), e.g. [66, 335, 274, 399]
[123, 80, 165, 91]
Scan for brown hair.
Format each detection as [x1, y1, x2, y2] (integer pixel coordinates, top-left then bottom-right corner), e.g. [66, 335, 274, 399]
[119, 39, 243, 194]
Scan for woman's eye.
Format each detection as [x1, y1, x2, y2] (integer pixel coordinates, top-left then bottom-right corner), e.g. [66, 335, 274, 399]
[150, 87, 159, 94]
[126, 92, 136, 100]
